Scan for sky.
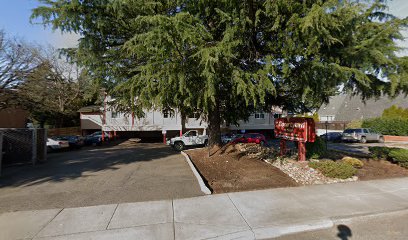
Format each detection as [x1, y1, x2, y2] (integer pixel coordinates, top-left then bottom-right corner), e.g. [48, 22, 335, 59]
[0, 0, 407, 53]
[0, 0, 79, 48]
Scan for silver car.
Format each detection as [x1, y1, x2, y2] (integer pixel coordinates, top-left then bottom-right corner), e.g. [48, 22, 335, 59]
[341, 128, 384, 143]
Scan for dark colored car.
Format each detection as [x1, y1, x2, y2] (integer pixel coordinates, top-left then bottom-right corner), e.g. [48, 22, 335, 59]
[84, 131, 110, 146]
[54, 136, 85, 149]
[221, 133, 236, 144]
[232, 133, 267, 146]
[320, 132, 342, 142]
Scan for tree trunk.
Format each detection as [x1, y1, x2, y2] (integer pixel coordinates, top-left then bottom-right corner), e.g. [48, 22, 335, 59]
[207, 103, 222, 147]
[180, 111, 187, 134]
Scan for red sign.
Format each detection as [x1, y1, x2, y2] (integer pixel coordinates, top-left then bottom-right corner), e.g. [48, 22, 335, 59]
[274, 117, 316, 143]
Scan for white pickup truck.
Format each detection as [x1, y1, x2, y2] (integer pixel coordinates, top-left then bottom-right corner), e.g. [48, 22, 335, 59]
[169, 130, 208, 151]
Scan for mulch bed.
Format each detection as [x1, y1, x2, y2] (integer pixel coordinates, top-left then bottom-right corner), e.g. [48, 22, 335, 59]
[187, 143, 408, 193]
[186, 145, 298, 193]
[325, 151, 408, 180]
[357, 159, 408, 180]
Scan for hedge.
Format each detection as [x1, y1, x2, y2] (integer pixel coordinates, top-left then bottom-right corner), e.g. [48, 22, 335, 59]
[389, 148, 408, 168]
[369, 147, 408, 169]
[306, 137, 326, 159]
[362, 117, 408, 136]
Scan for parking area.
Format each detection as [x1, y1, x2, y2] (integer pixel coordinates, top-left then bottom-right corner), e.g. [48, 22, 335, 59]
[0, 141, 204, 213]
[328, 141, 408, 156]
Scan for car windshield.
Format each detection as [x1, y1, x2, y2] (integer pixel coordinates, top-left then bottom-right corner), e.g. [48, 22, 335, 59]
[233, 134, 243, 139]
[185, 131, 197, 137]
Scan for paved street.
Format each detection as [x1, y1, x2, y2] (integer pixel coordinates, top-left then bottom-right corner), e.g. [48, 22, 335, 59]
[276, 209, 408, 240]
[0, 142, 204, 213]
[2, 177, 408, 240]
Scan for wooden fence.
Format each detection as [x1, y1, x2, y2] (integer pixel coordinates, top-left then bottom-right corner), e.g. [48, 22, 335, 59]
[315, 121, 350, 131]
[47, 127, 81, 137]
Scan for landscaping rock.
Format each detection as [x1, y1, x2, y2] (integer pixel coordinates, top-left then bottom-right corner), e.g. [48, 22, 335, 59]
[237, 143, 357, 185]
[269, 159, 358, 185]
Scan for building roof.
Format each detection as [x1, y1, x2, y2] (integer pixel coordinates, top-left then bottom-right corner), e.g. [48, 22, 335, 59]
[78, 105, 102, 113]
[318, 94, 408, 121]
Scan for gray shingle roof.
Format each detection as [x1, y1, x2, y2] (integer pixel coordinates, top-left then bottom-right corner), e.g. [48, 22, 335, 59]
[318, 94, 408, 121]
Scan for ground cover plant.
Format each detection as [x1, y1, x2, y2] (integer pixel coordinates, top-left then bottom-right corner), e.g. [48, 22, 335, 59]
[341, 157, 364, 168]
[388, 148, 408, 168]
[369, 146, 408, 168]
[309, 160, 357, 179]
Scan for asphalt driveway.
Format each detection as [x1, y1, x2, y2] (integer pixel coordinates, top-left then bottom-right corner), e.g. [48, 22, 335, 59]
[0, 141, 204, 213]
[328, 141, 408, 156]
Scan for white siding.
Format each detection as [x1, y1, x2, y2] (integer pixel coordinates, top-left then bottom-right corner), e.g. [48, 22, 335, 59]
[229, 112, 275, 130]
[80, 114, 103, 125]
[82, 101, 275, 132]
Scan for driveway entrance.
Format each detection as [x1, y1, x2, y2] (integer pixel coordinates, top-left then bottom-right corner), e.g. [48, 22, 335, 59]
[0, 142, 204, 213]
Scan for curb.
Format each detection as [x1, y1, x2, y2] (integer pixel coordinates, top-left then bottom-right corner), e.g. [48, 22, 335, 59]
[253, 219, 334, 239]
[180, 151, 212, 195]
[263, 208, 408, 239]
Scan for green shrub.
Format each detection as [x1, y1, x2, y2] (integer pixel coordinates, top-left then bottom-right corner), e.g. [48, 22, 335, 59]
[362, 117, 408, 136]
[389, 149, 408, 168]
[306, 137, 326, 159]
[341, 157, 364, 168]
[309, 160, 357, 179]
[369, 146, 393, 160]
[382, 105, 408, 119]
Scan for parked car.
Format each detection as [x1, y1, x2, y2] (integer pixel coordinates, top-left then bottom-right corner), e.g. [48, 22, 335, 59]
[54, 136, 84, 149]
[320, 132, 342, 142]
[84, 131, 110, 146]
[341, 128, 384, 143]
[169, 130, 208, 151]
[221, 133, 236, 144]
[47, 138, 69, 152]
[231, 133, 266, 146]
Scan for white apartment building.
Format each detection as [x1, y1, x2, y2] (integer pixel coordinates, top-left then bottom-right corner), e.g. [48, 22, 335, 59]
[79, 102, 279, 139]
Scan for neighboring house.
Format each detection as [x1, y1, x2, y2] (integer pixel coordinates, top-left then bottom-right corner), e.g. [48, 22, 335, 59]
[78, 105, 103, 136]
[229, 112, 276, 131]
[318, 94, 408, 122]
[79, 98, 280, 139]
[0, 108, 29, 128]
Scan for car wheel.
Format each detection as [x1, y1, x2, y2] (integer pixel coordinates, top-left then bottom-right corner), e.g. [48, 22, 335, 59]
[378, 137, 384, 143]
[204, 140, 208, 147]
[174, 142, 184, 151]
[360, 137, 367, 144]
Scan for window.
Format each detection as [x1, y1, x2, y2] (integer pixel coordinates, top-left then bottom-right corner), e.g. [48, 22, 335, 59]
[163, 111, 169, 118]
[111, 111, 119, 118]
[186, 131, 197, 137]
[254, 112, 265, 119]
[322, 115, 334, 121]
[188, 112, 200, 119]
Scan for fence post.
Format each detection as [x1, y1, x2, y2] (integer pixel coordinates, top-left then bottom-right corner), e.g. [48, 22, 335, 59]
[44, 129, 48, 162]
[32, 129, 37, 165]
[0, 132, 3, 176]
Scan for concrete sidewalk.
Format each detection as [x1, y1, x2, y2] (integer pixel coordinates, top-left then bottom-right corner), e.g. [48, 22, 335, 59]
[2, 177, 408, 240]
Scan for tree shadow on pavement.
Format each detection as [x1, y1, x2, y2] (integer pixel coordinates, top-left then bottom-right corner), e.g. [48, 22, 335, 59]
[0, 143, 175, 188]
